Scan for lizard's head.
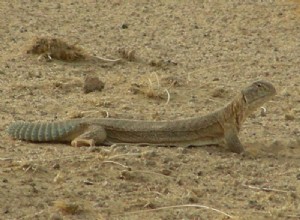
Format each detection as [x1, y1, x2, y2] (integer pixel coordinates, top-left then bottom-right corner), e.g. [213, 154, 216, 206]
[241, 80, 276, 113]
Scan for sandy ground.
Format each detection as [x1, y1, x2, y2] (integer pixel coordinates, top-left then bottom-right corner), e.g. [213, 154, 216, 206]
[0, 0, 299, 219]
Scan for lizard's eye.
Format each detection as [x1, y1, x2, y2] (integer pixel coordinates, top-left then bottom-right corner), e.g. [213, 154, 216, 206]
[256, 83, 262, 88]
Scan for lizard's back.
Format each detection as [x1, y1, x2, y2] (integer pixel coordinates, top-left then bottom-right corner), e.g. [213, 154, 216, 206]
[87, 112, 223, 144]
[7, 111, 223, 144]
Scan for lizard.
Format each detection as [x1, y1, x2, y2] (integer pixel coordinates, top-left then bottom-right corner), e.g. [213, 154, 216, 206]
[7, 80, 276, 153]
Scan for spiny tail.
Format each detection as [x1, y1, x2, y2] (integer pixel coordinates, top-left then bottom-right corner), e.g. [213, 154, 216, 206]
[7, 121, 80, 142]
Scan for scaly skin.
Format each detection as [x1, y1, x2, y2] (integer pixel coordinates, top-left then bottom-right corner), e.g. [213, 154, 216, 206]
[7, 80, 276, 153]
[7, 120, 86, 142]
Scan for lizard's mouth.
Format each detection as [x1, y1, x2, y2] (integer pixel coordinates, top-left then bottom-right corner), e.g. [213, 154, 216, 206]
[243, 93, 276, 119]
[242, 81, 276, 117]
[243, 92, 276, 105]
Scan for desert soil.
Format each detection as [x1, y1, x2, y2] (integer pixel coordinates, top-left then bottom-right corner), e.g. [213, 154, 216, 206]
[0, 0, 299, 219]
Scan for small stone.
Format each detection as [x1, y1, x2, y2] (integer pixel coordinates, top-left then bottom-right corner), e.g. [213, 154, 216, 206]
[119, 170, 134, 180]
[19, 26, 27, 33]
[187, 194, 199, 203]
[281, 89, 291, 97]
[56, 3, 61, 9]
[285, 114, 295, 121]
[211, 87, 226, 98]
[296, 173, 300, 180]
[196, 170, 203, 176]
[162, 188, 170, 194]
[83, 179, 94, 185]
[177, 147, 188, 154]
[287, 140, 297, 149]
[49, 213, 63, 220]
[162, 157, 172, 164]
[161, 169, 172, 176]
[83, 76, 105, 93]
[121, 23, 128, 29]
[3, 207, 9, 214]
[142, 150, 157, 159]
[53, 163, 60, 169]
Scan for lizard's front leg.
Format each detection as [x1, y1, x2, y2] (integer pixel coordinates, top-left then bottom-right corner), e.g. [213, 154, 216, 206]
[71, 125, 107, 147]
[224, 122, 244, 153]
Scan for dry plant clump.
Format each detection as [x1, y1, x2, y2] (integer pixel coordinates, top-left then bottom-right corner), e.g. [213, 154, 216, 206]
[129, 74, 171, 104]
[53, 200, 82, 215]
[26, 36, 121, 62]
[27, 36, 87, 61]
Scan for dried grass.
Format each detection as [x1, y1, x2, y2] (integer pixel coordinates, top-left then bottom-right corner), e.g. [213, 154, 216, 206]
[27, 36, 87, 61]
[53, 200, 81, 215]
[26, 36, 121, 62]
[129, 73, 173, 104]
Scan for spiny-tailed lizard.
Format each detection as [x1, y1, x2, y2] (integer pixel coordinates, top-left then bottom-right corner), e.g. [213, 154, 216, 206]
[7, 80, 276, 153]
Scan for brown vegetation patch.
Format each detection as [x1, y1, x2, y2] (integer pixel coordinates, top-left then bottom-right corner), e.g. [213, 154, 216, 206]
[26, 36, 87, 61]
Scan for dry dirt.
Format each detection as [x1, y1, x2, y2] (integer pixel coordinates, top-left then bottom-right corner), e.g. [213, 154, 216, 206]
[0, 1, 300, 219]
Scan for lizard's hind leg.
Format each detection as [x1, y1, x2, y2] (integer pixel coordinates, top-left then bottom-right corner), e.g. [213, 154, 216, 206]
[71, 125, 107, 147]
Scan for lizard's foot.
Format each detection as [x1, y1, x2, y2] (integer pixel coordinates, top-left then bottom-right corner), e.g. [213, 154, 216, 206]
[228, 144, 245, 154]
[71, 138, 95, 147]
[70, 125, 106, 147]
[224, 122, 245, 154]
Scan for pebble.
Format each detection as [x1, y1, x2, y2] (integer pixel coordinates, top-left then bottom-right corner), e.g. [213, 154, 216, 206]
[177, 147, 188, 154]
[211, 87, 227, 98]
[52, 163, 60, 169]
[285, 114, 295, 121]
[83, 76, 105, 93]
[121, 23, 128, 29]
[49, 213, 63, 220]
[142, 150, 157, 159]
[161, 169, 172, 176]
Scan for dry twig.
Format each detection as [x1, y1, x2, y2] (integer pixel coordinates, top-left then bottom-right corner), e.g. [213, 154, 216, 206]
[242, 184, 296, 193]
[112, 204, 233, 218]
